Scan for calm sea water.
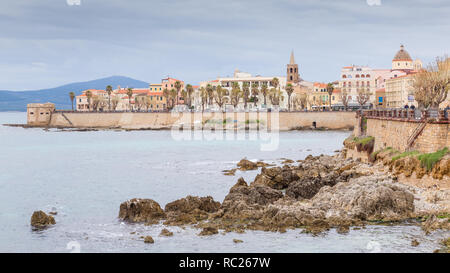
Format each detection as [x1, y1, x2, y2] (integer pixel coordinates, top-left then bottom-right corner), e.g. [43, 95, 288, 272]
[0, 112, 447, 253]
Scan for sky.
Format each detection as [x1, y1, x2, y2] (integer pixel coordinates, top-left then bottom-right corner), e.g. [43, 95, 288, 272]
[0, 0, 449, 90]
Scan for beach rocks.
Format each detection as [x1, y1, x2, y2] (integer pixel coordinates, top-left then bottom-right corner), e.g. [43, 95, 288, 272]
[30, 210, 55, 228]
[233, 239, 243, 243]
[431, 155, 450, 180]
[164, 195, 221, 225]
[119, 198, 165, 224]
[160, 228, 174, 237]
[198, 227, 218, 236]
[237, 159, 258, 171]
[252, 166, 299, 190]
[144, 236, 154, 243]
[422, 214, 450, 234]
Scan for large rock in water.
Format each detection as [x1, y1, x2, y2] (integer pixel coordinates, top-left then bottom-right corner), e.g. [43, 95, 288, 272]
[164, 195, 221, 225]
[31, 210, 55, 228]
[119, 198, 165, 224]
[252, 166, 299, 190]
[237, 159, 258, 171]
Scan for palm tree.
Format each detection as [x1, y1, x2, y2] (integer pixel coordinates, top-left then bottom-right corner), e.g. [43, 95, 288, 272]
[251, 83, 259, 107]
[261, 83, 269, 107]
[269, 88, 283, 107]
[170, 89, 177, 110]
[126, 88, 133, 111]
[199, 87, 208, 112]
[174, 81, 182, 106]
[206, 84, 214, 108]
[162, 88, 171, 110]
[185, 84, 194, 109]
[106, 85, 113, 111]
[242, 82, 250, 110]
[285, 83, 294, 112]
[271, 77, 279, 90]
[230, 82, 242, 110]
[69, 92, 75, 111]
[85, 90, 92, 111]
[326, 83, 334, 111]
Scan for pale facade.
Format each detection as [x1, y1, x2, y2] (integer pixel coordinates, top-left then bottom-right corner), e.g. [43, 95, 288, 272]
[27, 103, 55, 126]
[385, 74, 417, 108]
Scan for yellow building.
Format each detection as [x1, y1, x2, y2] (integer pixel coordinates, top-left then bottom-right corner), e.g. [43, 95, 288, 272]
[385, 74, 417, 108]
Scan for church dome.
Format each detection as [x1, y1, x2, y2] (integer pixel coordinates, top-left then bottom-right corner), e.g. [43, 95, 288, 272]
[393, 45, 412, 61]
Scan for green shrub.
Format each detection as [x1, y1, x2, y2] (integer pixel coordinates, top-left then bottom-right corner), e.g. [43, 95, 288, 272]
[391, 150, 420, 162]
[418, 147, 449, 171]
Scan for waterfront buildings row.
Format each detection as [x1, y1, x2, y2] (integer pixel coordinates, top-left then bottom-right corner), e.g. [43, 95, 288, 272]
[74, 45, 448, 112]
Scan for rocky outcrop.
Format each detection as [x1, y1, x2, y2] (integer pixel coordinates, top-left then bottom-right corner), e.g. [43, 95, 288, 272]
[237, 159, 258, 171]
[198, 227, 218, 236]
[31, 211, 55, 228]
[160, 228, 174, 237]
[119, 198, 165, 224]
[252, 165, 299, 190]
[422, 214, 450, 234]
[164, 195, 220, 225]
[431, 155, 450, 180]
[144, 236, 154, 243]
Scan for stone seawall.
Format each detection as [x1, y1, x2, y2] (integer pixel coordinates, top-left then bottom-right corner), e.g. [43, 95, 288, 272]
[44, 111, 356, 131]
[365, 118, 449, 153]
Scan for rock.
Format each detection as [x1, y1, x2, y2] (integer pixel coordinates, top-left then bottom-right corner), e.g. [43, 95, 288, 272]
[144, 236, 154, 243]
[119, 198, 165, 224]
[233, 239, 243, 243]
[164, 195, 220, 225]
[31, 210, 56, 228]
[336, 225, 350, 234]
[310, 176, 415, 221]
[160, 228, 174, 237]
[281, 159, 294, 164]
[223, 169, 237, 176]
[411, 239, 420, 247]
[237, 159, 258, 171]
[199, 227, 218, 236]
[431, 155, 450, 180]
[48, 211, 57, 216]
[252, 166, 299, 190]
[422, 215, 450, 234]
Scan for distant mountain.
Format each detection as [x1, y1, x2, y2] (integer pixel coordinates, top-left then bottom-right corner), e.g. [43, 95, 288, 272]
[0, 76, 149, 111]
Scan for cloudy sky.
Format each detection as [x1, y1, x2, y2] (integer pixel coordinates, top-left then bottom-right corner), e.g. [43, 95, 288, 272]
[0, 0, 449, 90]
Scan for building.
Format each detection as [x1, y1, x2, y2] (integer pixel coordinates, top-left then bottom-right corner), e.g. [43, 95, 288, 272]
[161, 77, 185, 106]
[27, 103, 55, 126]
[76, 89, 108, 111]
[385, 74, 417, 108]
[287, 51, 300, 84]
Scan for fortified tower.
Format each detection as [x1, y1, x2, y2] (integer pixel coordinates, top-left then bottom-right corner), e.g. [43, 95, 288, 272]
[287, 51, 300, 84]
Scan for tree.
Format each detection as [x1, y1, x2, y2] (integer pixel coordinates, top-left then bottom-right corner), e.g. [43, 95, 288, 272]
[230, 82, 242, 109]
[85, 90, 92, 111]
[126, 88, 133, 111]
[340, 89, 350, 111]
[326, 83, 334, 111]
[174, 81, 182, 106]
[271, 77, 279, 90]
[214, 86, 228, 111]
[413, 56, 450, 109]
[185, 84, 194, 108]
[261, 83, 269, 107]
[111, 97, 119, 111]
[242, 82, 250, 110]
[298, 92, 308, 110]
[356, 88, 370, 109]
[206, 84, 214, 108]
[163, 88, 171, 110]
[251, 82, 259, 107]
[69, 92, 75, 111]
[269, 88, 283, 106]
[285, 83, 294, 112]
[144, 96, 151, 111]
[106, 85, 113, 111]
[170, 89, 177, 110]
[199, 87, 208, 112]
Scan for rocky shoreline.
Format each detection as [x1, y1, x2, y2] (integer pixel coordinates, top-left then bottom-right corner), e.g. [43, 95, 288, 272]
[118, 152, 450, 247]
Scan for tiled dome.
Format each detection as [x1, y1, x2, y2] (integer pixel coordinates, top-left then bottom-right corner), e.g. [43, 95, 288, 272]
[393, 45, 412, 61]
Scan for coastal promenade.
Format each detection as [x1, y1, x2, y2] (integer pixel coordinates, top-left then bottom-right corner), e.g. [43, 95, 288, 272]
[27, 110, 356, 131]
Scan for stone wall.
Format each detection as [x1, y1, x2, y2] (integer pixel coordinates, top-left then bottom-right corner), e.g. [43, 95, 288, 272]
[40, 111, 356, 131]
[365, 118, 449, 153]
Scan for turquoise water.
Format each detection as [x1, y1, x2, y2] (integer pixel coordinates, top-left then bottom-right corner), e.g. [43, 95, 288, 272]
[0, 112, 447, 253]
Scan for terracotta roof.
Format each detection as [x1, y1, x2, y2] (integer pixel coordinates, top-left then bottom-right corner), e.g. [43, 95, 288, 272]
[313, 82, 327, 88]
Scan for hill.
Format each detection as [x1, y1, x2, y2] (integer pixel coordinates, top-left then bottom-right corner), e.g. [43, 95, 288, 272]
[0, 76, 149, 111]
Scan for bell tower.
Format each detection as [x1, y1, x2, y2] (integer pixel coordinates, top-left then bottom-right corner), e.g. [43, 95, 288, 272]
[287, 51, 300, 84]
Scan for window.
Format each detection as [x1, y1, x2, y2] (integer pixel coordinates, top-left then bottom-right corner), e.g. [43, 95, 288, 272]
[30, 112, 34, 115]
[356, 74, 360, 78]
[342, 75, 347, 78]
[366, 74, 370, 78]
[361, 75, 365, 78]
